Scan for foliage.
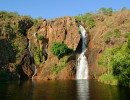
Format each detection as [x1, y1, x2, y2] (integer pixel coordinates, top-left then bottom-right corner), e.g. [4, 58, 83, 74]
[86, 17, 95, 29]
[0, 11, 19, 19]
[20, 45, 26, 52]
[33, 19, 38, 25]
[34, 48, 43, 65]
[3, 23, 13, 37]
[98, 75, 118, 85]
[37, 16, 43, 21]
[51, 56, 68, 76]
[33, 16, 42, 25]
[98, 37, 130, 86]
[38, 35, 44, 40]
[114, 28, 120, 37]
[74, 13, 91, 23]
[104, 31, 112, 40]
[13, 24, 18, 31]
[69, 22, 73, 26]
[124, 32, 130, 38]
[98, 7, 113, 16]
[50, 42, 73, 59]
[98, 8, 107, 14]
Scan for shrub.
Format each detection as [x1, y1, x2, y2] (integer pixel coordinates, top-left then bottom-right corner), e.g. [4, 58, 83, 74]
[86, 17, 95, 29]
[98, 8, 107, 14]
[69, 22, 73, 26]
[114, 28, 120, 37]
[106, 8, 113, 16]
[104, 31, 112, 43]
[104, 31, 112, 40]
[124, 32, 130, 38]
[98, 75, 118, 85]
[60, 22, 62, 24]
[98, 37, 130, 86]
[99, 16, 104, 21]
[50, 42, 72, 59]
[98, 7, 113, 16]
[38, 35, 44, 40]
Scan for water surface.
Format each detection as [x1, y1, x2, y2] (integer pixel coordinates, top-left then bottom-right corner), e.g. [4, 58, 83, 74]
[0, 80, 129, 100]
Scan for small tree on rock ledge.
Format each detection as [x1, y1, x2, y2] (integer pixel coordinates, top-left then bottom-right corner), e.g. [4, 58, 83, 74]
[50, 42, 73, 59]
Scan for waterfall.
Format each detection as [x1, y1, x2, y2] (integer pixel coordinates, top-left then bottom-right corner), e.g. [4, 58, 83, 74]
[76, 25, 88, 79]
[28, 40, 37, 80]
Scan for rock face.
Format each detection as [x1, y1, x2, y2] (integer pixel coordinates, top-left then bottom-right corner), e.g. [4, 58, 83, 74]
[0, 13, 33, 80]
[85, 10, 130, 79]
[27, 16, 81, 80]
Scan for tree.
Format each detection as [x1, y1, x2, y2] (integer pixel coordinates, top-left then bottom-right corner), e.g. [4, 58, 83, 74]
[37, 16, 43, 21]
[106, 8, 113, 16]
[50, 42, 72, 59]
[98, 8, 107, 14]
[86, 16, 95, 29]
[38, 35, 44, 40]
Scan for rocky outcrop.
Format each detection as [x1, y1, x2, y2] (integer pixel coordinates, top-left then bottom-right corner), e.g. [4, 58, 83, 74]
[0, 13, 33, 80]
[27, 16, 81, 80]
[85, 10, 130, 79]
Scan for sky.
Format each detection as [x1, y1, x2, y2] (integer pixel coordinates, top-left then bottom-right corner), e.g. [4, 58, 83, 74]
[0, 0, 130, 19]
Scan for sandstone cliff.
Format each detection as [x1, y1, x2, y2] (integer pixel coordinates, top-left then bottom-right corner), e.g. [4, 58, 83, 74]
[0, 12, 34, 80]
[27, 16, 81, 80]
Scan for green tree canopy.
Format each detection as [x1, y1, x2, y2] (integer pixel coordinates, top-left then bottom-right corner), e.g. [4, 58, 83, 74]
[50, 42, 72, 59]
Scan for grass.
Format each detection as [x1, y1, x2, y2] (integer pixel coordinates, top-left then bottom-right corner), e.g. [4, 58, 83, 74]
[104, 31, 112, 40]
[114, 28, 121, 37]
[98, 75, 118, 86]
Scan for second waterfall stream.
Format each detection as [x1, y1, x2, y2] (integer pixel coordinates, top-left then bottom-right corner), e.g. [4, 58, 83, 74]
[76, 25, 88, 79]
[28, 40, 37, 80]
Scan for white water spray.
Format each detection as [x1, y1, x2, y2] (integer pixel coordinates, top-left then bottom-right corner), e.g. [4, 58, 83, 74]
[28, 40, 37, 80]
[76, 25, 88, 79]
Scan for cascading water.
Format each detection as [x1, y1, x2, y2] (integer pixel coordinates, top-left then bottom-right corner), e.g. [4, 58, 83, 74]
[28, 40, 37, 80]
[76, 25, 88, 79]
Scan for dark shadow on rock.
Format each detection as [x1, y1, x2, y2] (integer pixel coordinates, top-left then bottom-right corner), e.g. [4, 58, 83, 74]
[0, 39, 17, 68]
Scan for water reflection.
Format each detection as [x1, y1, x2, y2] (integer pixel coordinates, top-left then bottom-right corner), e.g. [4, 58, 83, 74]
[0, 80, 130, 100]
[76, 80, 89, 100]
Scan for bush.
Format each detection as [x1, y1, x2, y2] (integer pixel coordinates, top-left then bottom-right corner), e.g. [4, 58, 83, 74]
[86, 17, 95, 29]
[50, 42, 72, 59]
[38, 35, 44, 40]
[98, 37, 130, 86]
[104, 31, 112, 40]
[114, 28, 120, 37]
[98, 75, 118, 85]
[106, 8, 113, 16]
[124, 32, 130, 38]
[98, 7, 113, 16]
[69, 22, 73, 26]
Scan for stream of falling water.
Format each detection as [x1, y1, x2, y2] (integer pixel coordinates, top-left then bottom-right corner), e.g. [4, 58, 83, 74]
[76, 25, 88, 79]
[28, 40, 37, 80]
